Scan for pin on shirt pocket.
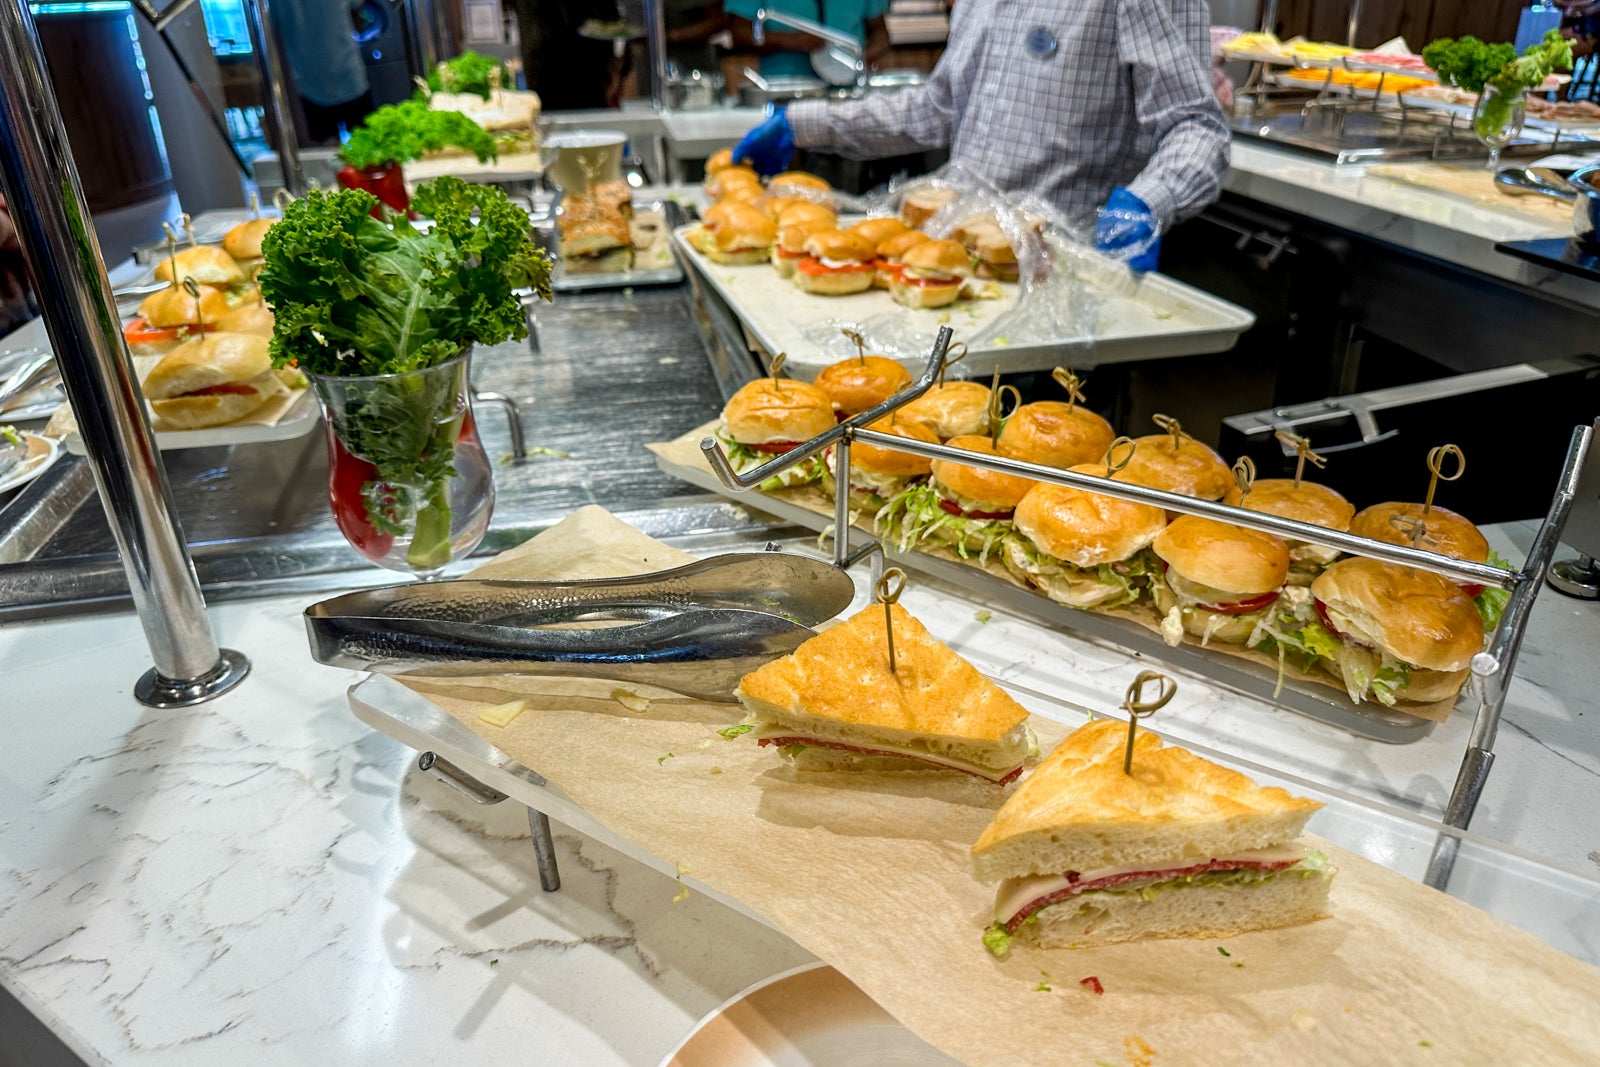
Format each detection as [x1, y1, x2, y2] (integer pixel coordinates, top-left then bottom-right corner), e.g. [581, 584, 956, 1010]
[1024, 25, 1058, 60]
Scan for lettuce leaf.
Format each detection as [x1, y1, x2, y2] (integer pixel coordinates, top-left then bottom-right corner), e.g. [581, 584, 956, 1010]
[981, 922, 1013, 959]
[1372, 662, 1410, 707]
[1475, 550, 1514, 631]
[876, 481, 1012, 563]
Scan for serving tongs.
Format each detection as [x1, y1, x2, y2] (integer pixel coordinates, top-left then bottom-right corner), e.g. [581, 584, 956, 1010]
[304, 550, 856, 701]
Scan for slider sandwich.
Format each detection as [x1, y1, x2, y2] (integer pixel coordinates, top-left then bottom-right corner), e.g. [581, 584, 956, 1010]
[896, 379, 991, 440]
[704, 146, 735, 176]
[812, 353, 912, 416]
[1289, 558, 1485, 706]
[996, 399, 1115, 470]
[776, 202, 837, 231]
[125, 283, 231, 356]
[849, 216, 910, 248]
[694, 205, 776, 266]
[143, 332, 288, 429]
[962, 221, 1019, 283]
[735, 601, 1037, 784]
[590, 179, 634, 219]
[154, 245, 245, 286]
[1347, 501, 1511, 628]
[879, 434, 1035, 562]
[1151, 516, 1291, 647]
[971, 718, 1331, 954]
[1003, 467, 1168, 609]
[222, 217, 274, 267]
[705, 164, 761, 200]
[821, 416, 938, 511]
[794, 229, 877, 296]
[1223, 479, 1354, 584]
[873, 230, 930, 289]
[714, 375, 836, 490]
[561, 216, 635, 274]
[1120, 431, 1233, 502]
[770, 223, 819, 279]
[767, 171, 831, 198]
[900, 186, 959, 228]
[215, 301, 275, 338]
[889, 238, 971, 310]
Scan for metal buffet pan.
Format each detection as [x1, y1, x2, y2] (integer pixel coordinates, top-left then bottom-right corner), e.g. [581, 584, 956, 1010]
[667, 329, 1592, 877]
[546, 198, 688, 293]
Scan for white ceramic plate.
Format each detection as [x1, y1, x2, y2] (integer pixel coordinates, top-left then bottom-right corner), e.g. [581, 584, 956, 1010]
[0, 431, 61, 494]
[657, 962, 964, 1067]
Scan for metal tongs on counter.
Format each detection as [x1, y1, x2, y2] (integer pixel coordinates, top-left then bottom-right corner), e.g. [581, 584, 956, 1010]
[304, 548, 857, 702]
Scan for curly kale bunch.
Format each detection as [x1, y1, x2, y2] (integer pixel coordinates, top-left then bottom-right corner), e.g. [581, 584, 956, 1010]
[1422, 36, 1516, 93]
[425, 51, 514, 99]
[340, 99, 497, 170]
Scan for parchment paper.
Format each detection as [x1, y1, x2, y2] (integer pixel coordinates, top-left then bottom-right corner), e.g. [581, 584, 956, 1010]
[45, 354, 309, 437]
[648, 424, 1457, 722]
[401, 505, 1600, 1067]
[1369, 163, 1576, 225]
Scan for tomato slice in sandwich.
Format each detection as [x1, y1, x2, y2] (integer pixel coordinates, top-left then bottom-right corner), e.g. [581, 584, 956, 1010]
[750, 440, 801, 454]
[797, 257, 873, 275]
[1313, 598, 1347, 637]
[187, 382, 258, 396]
[937, 498, 1013, 521]
[1198, 590, 1279, 615]
[123, 317, 181, 345]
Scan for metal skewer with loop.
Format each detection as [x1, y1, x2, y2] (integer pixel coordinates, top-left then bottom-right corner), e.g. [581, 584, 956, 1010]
[1121, 670, 1177, 775]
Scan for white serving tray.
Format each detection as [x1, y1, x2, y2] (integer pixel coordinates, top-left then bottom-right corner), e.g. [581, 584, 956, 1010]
[671, 226, 1255, 377]
[62, 387, 319, 454]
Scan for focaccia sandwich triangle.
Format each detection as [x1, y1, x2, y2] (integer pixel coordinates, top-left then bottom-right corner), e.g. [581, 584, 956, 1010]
[735, 602, 1036, 783]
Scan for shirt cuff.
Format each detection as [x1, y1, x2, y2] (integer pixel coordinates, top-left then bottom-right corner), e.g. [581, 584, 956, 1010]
[785, 100, 829, 150]
[1122, 178, 1178, 234]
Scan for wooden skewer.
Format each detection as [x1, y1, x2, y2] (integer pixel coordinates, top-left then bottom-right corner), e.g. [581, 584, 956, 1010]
[876, 567, 907, 674]
[1051, 367, 1086, 410]
[1104, 435, 1136, 476]
[1273, 430, 1327, 488]
[182, 277, 207, 333]
[937, 341, 968, 388]
[1423, 443, 1464, 516]
[770, 352, 787, 393]
[1232, 455, 1256, 504]
[841, 328, 868, 366]
[1151, 413, 1187, 452]
[1121, 670, 1177, 776]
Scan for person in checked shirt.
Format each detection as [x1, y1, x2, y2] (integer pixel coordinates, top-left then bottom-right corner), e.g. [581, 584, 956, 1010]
[732, 0, 1229, 271]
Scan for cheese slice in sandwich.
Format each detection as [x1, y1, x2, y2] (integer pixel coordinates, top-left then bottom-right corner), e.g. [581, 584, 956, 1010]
[735, 602, 1036, 784]
[971, 719, 1332, 954]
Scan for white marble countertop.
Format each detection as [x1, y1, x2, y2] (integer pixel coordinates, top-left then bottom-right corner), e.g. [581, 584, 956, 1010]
[2, 516, 1598, 1064]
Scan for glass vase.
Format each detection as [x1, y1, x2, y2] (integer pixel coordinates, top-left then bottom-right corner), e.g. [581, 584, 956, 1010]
[1472, 84, 1526, 171]
[310, 352, 494, 579]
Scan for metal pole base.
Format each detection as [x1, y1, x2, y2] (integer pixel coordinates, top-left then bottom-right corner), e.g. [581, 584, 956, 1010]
[1547, 555, 1600, 599]
[133, 648, 250, 708]
[528, 807, 561, 891]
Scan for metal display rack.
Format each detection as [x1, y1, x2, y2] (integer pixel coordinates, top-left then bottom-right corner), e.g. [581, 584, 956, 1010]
[694, 327, 1598, 887]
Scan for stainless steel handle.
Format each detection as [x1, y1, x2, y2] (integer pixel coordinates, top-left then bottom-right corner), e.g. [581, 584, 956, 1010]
[753, 5, 863, 55]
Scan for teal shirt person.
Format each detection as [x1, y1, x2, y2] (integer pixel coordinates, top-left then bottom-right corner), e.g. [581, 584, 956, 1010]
[726, 0, 890, 78]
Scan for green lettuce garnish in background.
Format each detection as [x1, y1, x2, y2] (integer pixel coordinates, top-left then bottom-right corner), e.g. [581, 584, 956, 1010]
[341, 99, 497, 171]
[426, 51, 514, 99]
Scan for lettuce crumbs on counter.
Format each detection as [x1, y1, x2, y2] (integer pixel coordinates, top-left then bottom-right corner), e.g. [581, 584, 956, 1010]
[478, 699, 530, 727]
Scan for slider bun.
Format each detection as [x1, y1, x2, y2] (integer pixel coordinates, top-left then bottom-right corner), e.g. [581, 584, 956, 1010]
[216, 302, 275, 337]
[777, 203, 837, 230]
[761, 195, 801, 220]
[144, 331, 272, 398]
[769, 170, 830, 192]
[996, 401, 1115, 470]
[1120, 433, 1233, 500]
[1348, 501, 1488, 562]
[716, 184, 764, 206]
[802, 229, 876, 261]
[1013, 465, 1168, 567]
[794, 265, 874, 295]
[931, 434, 1036, 509]
[138, 283, 232, 328]
[709, 165, 761, 192]
[775, 224, 819, 254]
[813, 354, 912, 415]
[150, 368, 285, 428]
[703, 200, 748, 230]
[222, 218, 273, 261]
[705, 147, 735, 174]
[877, 230, 931, 260]
[714, 207, 776, 251]
[1224, 478, 1354, 532]
[561, 218, 630, 256]
[154, 245, 246, 285]
[1311, 558, 1484, 672]
[900, 186, 958, 227]
[848, 216, 910, 246]
[850, 416, 937, 476]
[888, 276, 962, 309]
[721, 377, 836, 445]
[969, 225, 1017, 266]
[900, 238, 971, 278]
[897, 380, 990, 440]
[1153, 515, 1290, 594]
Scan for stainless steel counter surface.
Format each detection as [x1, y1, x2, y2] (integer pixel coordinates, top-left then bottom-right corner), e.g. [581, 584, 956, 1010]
[0, 283, 768, 618]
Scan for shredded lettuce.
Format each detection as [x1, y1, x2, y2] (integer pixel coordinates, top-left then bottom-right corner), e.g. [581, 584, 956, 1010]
[717, 724, 754, 739]
[982, 922, 1013, 959]
[0, 425, 20, 447]
[717, 432, 824, 491]
[876, 481, 1012, 564]
[1372, 662, 1411, 708]
[1475, 550, 1514, 631]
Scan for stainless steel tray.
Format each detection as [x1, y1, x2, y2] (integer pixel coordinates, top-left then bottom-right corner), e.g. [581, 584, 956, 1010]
[345, 671, 1600, 967]
[651, 447, 1437, 743]
[549, 199, 688, 293]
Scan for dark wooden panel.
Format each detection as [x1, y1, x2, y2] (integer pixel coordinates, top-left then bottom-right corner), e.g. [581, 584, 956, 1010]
[1272, 0, 1521, 49]
[35, 10, 171, 211]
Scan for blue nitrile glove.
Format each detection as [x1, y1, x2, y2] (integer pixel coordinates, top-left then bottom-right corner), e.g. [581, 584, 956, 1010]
[1095, 187, 1161, 273]
[732, 104, 795, 176]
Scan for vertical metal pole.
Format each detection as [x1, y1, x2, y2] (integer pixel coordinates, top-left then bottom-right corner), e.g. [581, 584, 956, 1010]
[1257, 0, 1278, 34]
[0, 0, 250, 706]
[242, 0, 305, 197]
[643, 0, 668, 110]
[1344, 0, 1364, 48]
[407, 0, 443, 76]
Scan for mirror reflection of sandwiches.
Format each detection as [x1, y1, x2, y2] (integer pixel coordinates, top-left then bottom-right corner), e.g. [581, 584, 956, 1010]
[972, 719, 1333, 955]
[735, 601, 1038, 784]
[143, 333, 290, 429]
[561, 215, 634, 274]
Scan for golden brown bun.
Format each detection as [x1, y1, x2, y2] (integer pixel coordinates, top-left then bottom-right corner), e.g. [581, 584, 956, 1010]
[897, 381, 990, 440]
[769, 170, 830, 192]
[138, 284, 232, 328]
[1348, 502, 1488, 563]
[714, 207, 776, 251]
[931, 435, 1036, 510]
[561, 217, 630, 257]
[707, 165, 760, 197]
[720, 377, 836, 445]
[996, 402, 1114, 469]
[1153, 515, 1290, 594]
[900, 186, 958, 227]
[1224, 478, 1355, 532]
[968, 224, 1017, 266]
[705, 147, 735, 174]
[850, 416, 938, 476]
[971, 718, 1322, 880]
[222, 218, 273, 261]
[1311, 558, 1485, 672]
[144, 331, 272, 398]
[849, 217, 910, 246]
[813, 355, 912, 415]
[1120, 433, 1233, 500]
[716, 184, 764, 206]
[1013, 465, 1168, 567]
[775, 224, 818, 255]
[760, 195, 801, 220]
[777, 203, 837, 230]
[888, 276, 962, 309]
[900, 238, 971, 279]
[705, 245, 771, 266]
[736, 602, 1034, 769]
[802, 229, 876, 262]
[150, 368, 284, 428]
[216, 302, 274, 337]
[876, 230, 931, 260]
[794, 265, 874, 295]
[154, 245, 246, 285]
[590, 179, 633, 215]
[702, 200, 749, 231]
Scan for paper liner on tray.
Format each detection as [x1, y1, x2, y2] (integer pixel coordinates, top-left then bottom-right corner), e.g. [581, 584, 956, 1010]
[44, 354, 310, 438]
[398, 504, 1600, 1067]
[647, 422, 1459, 723]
